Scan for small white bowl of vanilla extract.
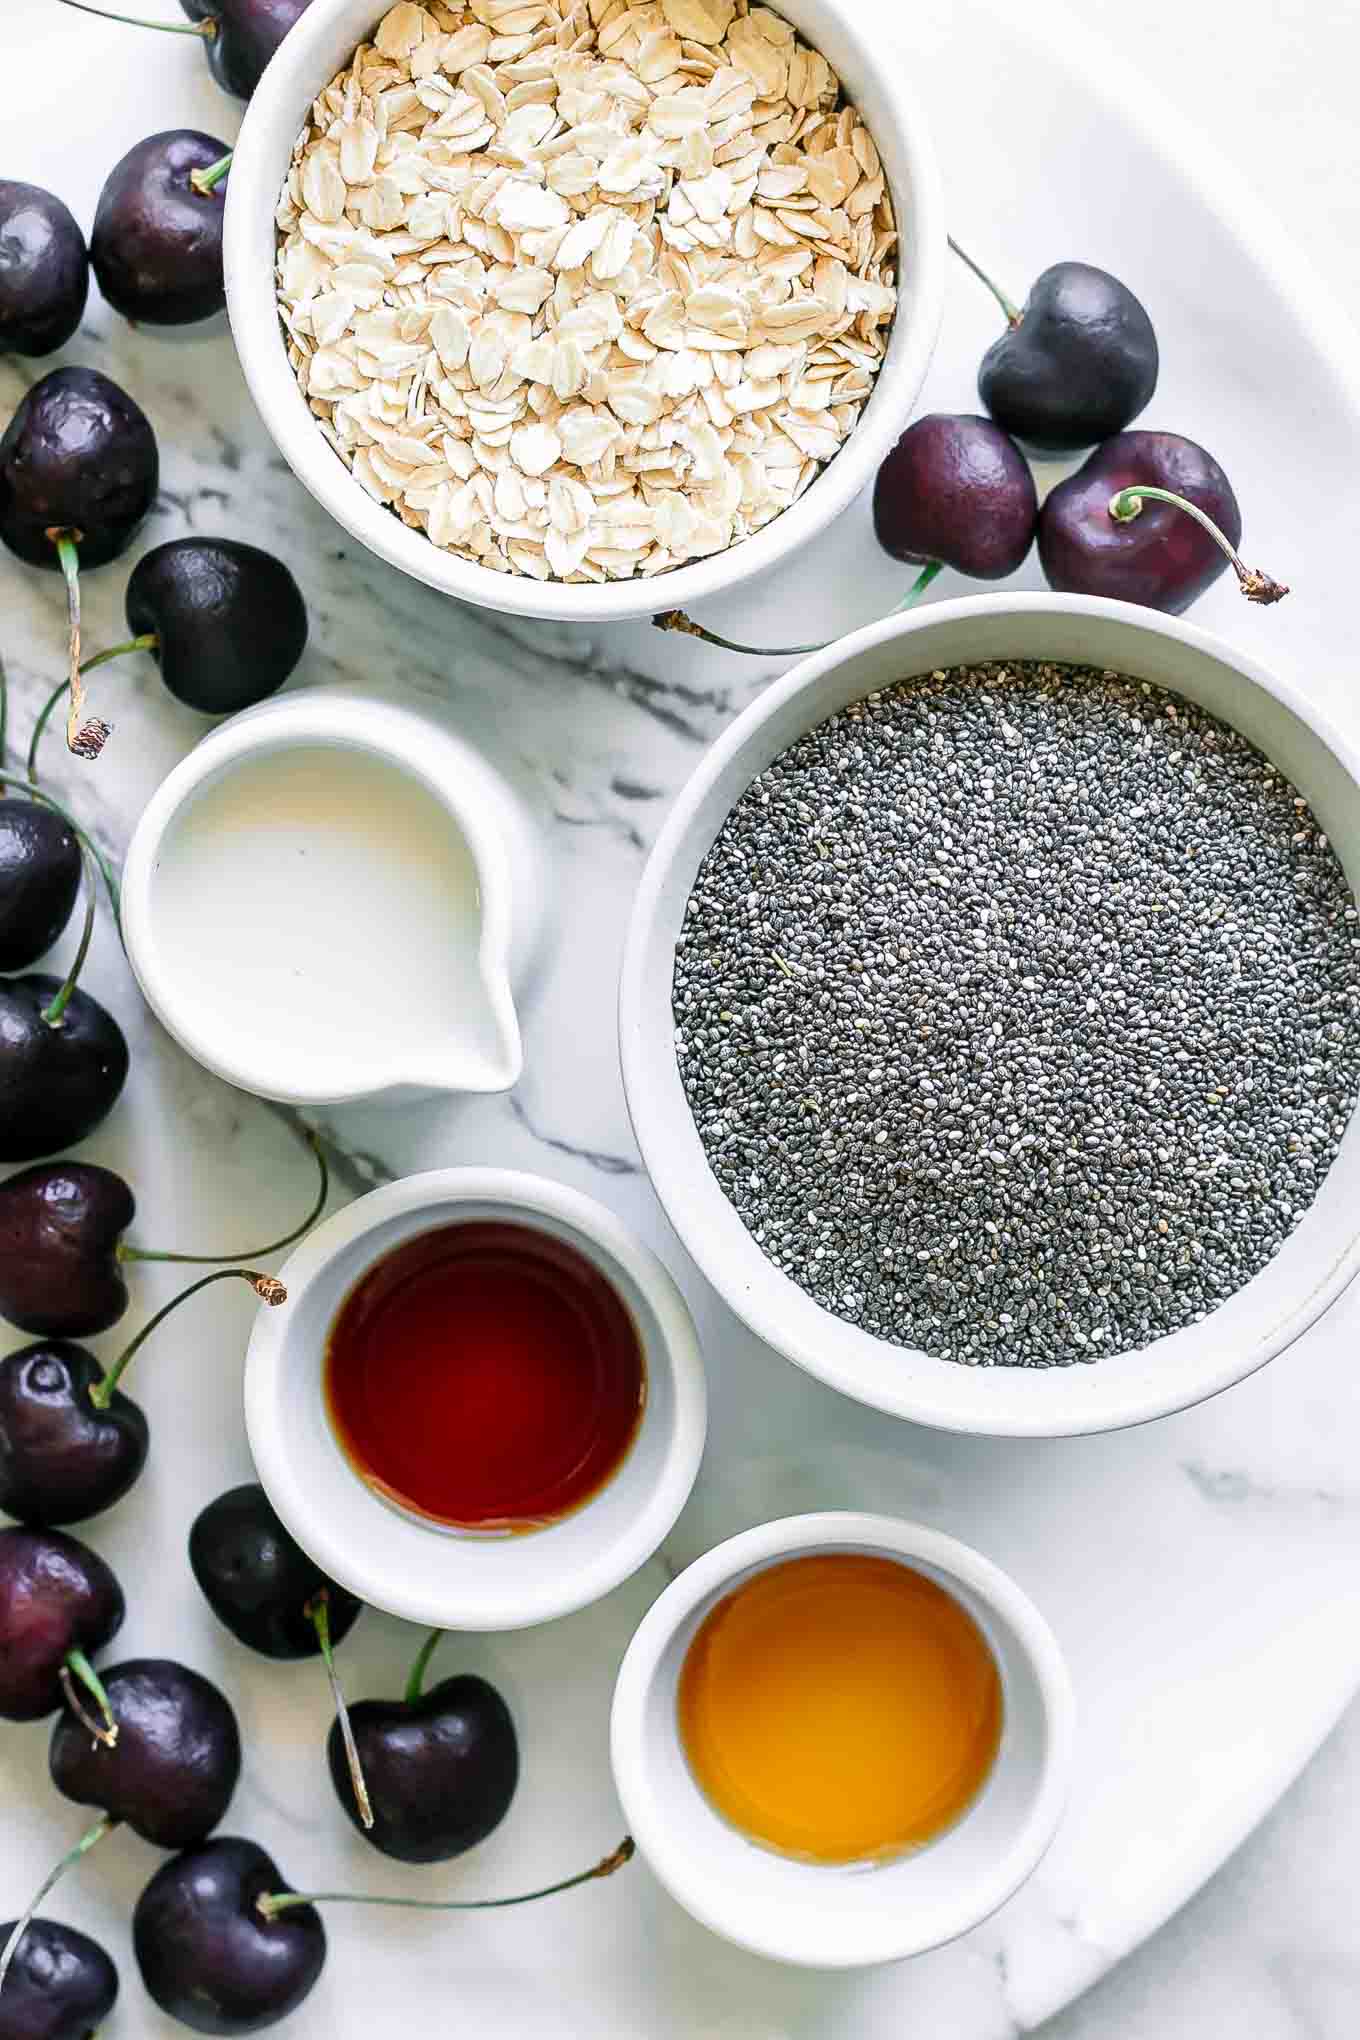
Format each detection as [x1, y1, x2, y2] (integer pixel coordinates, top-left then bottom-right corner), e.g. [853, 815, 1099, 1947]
[610, 1512, 1074, 1967]
[244, 1169, 706, 1631]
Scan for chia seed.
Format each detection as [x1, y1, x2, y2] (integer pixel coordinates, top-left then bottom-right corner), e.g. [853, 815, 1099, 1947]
[672, 661, 1360, 1367]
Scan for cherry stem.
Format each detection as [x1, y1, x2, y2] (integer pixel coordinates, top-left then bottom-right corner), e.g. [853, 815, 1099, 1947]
[257, 1838, 635, 1922]
[89, 1267, 286, 1409]
[947, 235, 1023, 327]
[119, 1130, 328, 1265]
[307, 1591, 373, 1831]
[652, 608, 825, 657]
[191, 152, 233, 197]
[0, 1815, 116, 2000]
[892, 558, 945, 610]
[48, 533, 109, 761]
[27, 639, 159, 786]
[0, 650, 9, 783]
[652, 559, 944, 657]
[81, 635, 159, 674]
[0, 769, 121, 928]
[404, 1628, 443, 1706]
[40, 843, 95, 1028]
[60, 1665, 113, 1745]
[62, 1651, 119, 1746]
[57, 0, 217, 34]
[1107, 487, 1290, 603]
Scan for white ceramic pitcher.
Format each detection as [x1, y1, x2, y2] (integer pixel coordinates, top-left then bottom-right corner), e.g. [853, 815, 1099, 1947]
[122, 687, 544, 1108]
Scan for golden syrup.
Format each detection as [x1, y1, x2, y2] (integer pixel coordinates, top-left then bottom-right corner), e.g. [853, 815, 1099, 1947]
[677, 1552, 1002, 1864]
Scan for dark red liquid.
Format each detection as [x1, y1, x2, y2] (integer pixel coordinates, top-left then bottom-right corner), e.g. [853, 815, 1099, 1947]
[324, 1222, 646, 1531]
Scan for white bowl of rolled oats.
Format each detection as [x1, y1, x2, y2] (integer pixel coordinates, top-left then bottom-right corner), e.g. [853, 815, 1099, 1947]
[225, 0, 945, 618]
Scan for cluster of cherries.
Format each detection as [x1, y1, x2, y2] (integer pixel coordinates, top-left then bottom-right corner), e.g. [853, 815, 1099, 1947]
[0, 156, 308, 730]
[1, 8, 631, 2032]
[0, 1146, 628, 2036]
[0, 0, 317, 1177]
[659, 251, 1288, 654]
[0, 480, 306, 1165]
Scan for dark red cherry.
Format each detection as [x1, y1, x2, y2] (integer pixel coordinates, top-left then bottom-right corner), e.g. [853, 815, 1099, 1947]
[873, 413, 1037, 578]
[0, 365, 159, 757]
[0, 1341, 147, 1527]
[0, 1134, 319, 1345]
[977, 261, 1159, 454]
[328, 1648, 518, 1862]
[0, 1916, 118, 2040]
[57, 0, 310, 104]
[0, 183, 89, 359]
[190, 1482, 370, 1825]
[184, 0, 312, 99]
[131, 1828, 634, 2034]
[50, 1658, 241, 1849]
[91, 131, 230, 327]
[0, 1163, 134, 1338]
[0, 1269, 283, 1529]
[133, 1837, 325, 2035]
[189, 1484, 361, 1660]
[0, 978, 128, 1163]
[126, 539, 308, 713]
[0, 1525, 123, 1722]
[1038, 430, 1243, 613]
[0, 366, 157, 571]
[0, 805, 81, 972]
[652, 411, 1038, 657]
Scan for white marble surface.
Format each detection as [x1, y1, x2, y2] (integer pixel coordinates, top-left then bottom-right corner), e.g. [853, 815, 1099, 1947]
[3, 1, 1360, 2036]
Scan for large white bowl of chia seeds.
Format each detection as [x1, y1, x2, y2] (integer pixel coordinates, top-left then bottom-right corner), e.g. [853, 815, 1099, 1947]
[620, 595, 1360, 1436]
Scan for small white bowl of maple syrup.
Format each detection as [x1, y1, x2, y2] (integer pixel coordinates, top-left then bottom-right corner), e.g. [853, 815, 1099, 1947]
[244, 1168, 707, 1631]
[611, 1511, 1073, 1968]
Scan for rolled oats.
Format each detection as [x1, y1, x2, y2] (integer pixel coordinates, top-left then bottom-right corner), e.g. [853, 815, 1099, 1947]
[276, 0, 897, 582]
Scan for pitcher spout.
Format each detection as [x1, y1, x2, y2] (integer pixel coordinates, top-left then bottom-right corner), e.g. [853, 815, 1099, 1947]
[414, 960, 522, 1097]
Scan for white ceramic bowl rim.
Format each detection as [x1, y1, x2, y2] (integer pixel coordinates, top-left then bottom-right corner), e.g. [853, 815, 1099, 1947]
[223, 0, 947, 623]
[121, 692, 522, 1105]
[620, 593, 1360, 1437]
[244, 1167, 707, 1629]
[610, 1510, 1075, 1967]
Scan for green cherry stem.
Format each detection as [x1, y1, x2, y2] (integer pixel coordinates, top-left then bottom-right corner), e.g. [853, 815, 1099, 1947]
[0, 769, 121, 927]
[46, 531, 110, 760]
[191, 151, 233, 196]
[26, 682, 61, 786]
[58, 1664, 115, 1746]
[57, 0, 216, 34]
[81, 635, 159, 674]
[652, 609, 826, 657]
[0, 1815, 117, 1999]
[118, 1132, 328, 1266]
[307, 1591, 373, 1831]
[89, 1268, 286, 1412]
[62, 1650, 120, 1746]
[39, 843, 95, 1028]
[946, 235, 1024, 327]
[653, 558, 945, 657]
[27, 638, 159, 786]
[257, 1838, 635, 1923]
[889, 558, 944, 611]
[1107, 487, 1289, 603]
[404, 1628, 444, 1706]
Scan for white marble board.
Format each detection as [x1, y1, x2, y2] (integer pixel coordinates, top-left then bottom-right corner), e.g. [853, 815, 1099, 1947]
[3, 0, 1360, 2034]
